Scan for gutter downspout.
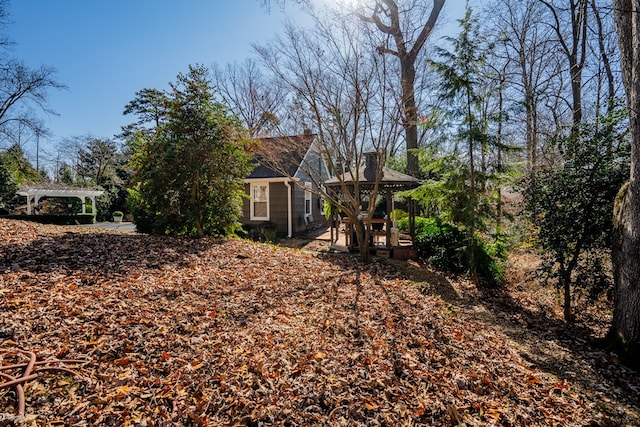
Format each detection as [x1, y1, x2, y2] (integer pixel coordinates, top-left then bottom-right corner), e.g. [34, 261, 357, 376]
[284, 180, 293, 238]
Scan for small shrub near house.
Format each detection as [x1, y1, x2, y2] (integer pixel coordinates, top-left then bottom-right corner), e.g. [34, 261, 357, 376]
[243, 221, 279, 243]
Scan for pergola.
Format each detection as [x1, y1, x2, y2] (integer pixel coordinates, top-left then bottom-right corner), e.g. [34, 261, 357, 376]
[324, 155, 420, 251]
[17, 188, 104, 216]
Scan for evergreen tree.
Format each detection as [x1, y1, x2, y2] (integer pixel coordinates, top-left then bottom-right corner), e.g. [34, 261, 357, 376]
[0, 144, 42, 212]
[421, 6, 496, 284]
[129, 65, 254, 237]
[0, 155, 18, 212]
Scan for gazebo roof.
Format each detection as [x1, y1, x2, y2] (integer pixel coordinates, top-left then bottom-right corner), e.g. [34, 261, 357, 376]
[324, 166, 420, 191]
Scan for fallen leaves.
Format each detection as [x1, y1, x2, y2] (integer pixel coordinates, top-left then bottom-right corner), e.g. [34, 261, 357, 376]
[0, 218, 638, 425]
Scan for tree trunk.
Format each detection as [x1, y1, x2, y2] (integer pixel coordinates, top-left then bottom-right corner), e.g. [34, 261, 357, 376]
[356, 0, 444, 178]
[610, 182, 640, 367]
[562, 272, 573, 322]
[609, 0, 640, 368]
[353, 218, 370, 264]
[401, 59, 419, 177]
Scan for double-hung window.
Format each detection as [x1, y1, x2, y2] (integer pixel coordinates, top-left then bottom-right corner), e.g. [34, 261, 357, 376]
[251, 183, 269, 220]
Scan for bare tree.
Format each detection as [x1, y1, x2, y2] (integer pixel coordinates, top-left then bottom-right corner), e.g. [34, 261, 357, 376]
[485, 0, 559, 171]
[355, 0, 444, 177]
[256, 10, 404, 262]
[589, 0, 618, 115]
[482, 0, 619, 171]
[0, 1, 64, 168]
[610, 0, 640, 368]
[538, 0, 589, 134]
[0, 60, 64, 129]
[212, 59, 287, 137]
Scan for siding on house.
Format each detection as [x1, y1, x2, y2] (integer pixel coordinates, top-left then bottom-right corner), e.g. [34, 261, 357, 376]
[241, 182, 291, 235]
[241, 132, 328, 237]
[269, 182, 290, 233]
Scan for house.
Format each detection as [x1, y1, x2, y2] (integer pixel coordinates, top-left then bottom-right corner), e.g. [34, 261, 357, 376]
[241, 131, 328, 238]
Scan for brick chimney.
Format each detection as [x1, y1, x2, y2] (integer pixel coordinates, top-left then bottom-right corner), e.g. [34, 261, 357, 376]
[364, 151, 380, 181]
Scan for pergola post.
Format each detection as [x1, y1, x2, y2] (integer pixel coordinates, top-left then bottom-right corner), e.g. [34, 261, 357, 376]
[25, 196, 32, 215]
[89, 196, 97, 217]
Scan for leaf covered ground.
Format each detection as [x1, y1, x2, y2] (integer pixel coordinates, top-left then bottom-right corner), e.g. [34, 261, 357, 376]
[0, 219, 638, 426]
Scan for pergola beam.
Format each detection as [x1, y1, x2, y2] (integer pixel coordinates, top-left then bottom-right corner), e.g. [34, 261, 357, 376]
[16, 188, 104, 217]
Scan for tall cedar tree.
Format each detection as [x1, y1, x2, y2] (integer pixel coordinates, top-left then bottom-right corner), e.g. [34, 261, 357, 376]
[424, 7, 493, 285]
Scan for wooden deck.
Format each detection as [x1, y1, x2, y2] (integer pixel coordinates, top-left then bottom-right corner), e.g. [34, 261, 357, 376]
[310, 223, 415, 259]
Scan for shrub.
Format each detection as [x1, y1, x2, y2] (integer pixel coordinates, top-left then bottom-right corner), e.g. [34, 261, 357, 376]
[397, 216, 434, 235]
[414, 219, 468, 273]
[473, 238, 506, 287]
[243, 222, 279, 243]
[390, 209, 408, 224]
[413, 216, 506, 286]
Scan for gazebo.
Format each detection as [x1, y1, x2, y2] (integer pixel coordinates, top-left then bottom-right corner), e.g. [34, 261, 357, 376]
[324, 152, 420, 253]
[17, 188, 104, 217]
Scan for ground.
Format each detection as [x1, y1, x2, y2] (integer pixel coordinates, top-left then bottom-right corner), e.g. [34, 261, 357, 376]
[0, 219, 638, 426]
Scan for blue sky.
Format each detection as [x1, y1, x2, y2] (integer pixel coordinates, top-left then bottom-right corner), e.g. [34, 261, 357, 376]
[6, 0, 468, 167]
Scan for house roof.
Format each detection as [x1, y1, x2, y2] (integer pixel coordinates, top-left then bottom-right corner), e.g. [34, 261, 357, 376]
[247, 133, 316, 179]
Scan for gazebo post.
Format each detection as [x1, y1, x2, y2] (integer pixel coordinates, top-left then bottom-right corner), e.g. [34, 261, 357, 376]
[330, 211, 335, 244]
[409, 198, 416, 244]
[385, 189, 393, 249]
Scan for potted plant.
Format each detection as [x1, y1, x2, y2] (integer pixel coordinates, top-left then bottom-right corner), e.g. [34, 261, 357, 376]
[112, 211, 124, 223]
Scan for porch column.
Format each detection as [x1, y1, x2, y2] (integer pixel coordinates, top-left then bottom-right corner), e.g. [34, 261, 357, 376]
[284, 181, 292, 238]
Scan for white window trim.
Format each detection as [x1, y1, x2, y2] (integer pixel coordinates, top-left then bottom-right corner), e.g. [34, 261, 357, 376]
[250, 182, 269, 221]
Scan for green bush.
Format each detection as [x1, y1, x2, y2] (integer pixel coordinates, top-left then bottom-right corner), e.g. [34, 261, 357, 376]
[390, 209, 408, 224]
[243, 222, 279, 243]
[398, 216, 449, 237]
[473, 239, 506, 287]
[414, 219, 468, 273]
[413, 216, 505, 286]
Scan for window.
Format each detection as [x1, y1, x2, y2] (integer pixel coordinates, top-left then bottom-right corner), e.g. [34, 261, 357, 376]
[251, 183, 269, 220]
[304, 182, 312, 216]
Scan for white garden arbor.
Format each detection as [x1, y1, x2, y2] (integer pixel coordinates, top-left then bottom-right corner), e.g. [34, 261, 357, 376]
[17, 188, 104, 216]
